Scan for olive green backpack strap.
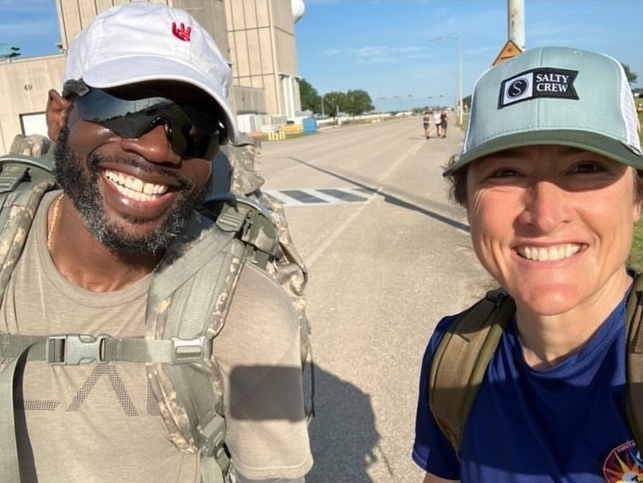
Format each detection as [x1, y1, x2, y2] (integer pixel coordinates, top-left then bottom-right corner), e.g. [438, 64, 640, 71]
[145, 214, 247, 483]
[0, 155, 56, 300]
[428, 289, 516, 456]
[0, 154, 56, 483]
[625, 273, 643, 451]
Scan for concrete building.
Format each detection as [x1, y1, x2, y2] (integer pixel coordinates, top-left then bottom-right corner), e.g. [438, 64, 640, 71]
[225, 0, 304, 134]
[0, 0, 304, 154]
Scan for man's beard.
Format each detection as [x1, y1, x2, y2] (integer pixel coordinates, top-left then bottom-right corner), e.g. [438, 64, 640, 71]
[54, 125, 207, 255]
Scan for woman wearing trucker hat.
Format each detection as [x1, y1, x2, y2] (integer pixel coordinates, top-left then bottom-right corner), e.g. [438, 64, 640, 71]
[413, 46, 643, 483]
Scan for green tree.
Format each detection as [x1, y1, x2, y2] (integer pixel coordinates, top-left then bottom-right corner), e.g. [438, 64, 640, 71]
[299, 78, 321, 113]
[324, 91, 346, 118]
[345, 89, 374, 116]
[622, 63, 638, 84]
[462, 94, 472, 111]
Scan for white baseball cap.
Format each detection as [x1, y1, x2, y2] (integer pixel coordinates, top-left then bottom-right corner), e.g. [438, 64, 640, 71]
[63, 2, 239, 144]
[446, 46, 642, 175]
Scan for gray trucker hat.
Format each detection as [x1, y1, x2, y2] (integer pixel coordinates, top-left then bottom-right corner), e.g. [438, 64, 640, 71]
[445, 46, 642, 175]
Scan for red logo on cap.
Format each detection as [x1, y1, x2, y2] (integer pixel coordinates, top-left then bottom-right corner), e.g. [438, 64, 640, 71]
[172, 22, 192, 41]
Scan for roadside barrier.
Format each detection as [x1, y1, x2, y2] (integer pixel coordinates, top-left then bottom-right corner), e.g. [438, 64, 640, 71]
[268, 129, 286, 141]
[282, 125, 304, 135]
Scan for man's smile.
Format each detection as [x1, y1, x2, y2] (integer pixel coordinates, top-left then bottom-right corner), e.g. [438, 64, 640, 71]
[104, 169, 170, 203]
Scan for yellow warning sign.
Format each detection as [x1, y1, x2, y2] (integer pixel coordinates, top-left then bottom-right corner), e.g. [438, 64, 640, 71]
[492, 39, 523, 66]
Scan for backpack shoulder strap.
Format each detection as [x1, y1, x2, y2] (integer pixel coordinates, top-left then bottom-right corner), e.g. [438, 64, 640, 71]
[0, 155, 55, 483]
[625, 272, 643, 450]
[145, 214, 247, 483]
[428, 289, 515, 455]
[205, 193, 279, 269]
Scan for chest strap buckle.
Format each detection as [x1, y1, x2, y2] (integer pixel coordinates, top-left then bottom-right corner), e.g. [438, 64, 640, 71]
[46, 334, 109, 365]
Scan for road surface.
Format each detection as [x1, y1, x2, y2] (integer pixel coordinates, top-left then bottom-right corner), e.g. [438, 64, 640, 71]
[259, 114, 492, 483]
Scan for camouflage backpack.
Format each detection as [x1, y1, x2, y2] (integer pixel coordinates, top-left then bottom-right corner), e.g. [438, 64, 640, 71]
[0, 134, 313, 483]
[429, 284, 643, 457]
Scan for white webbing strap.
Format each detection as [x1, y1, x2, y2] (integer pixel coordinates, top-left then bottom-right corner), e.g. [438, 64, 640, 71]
[0, 339, 51, 482]
[0, 351, 28, 483]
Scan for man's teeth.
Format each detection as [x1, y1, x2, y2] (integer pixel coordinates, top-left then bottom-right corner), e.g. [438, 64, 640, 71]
[518, 244, 581, 261]
[105, 170, 168, 202]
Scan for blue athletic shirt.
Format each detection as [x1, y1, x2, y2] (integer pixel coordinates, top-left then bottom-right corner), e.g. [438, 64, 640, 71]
[413, 294, 643, 483]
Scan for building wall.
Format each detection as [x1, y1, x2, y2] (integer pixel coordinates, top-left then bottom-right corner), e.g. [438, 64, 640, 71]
[225, 0, 301, 118]
[0, 55, 65, 153]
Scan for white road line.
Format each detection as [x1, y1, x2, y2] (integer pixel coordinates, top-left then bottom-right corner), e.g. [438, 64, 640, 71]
[300, 189, 341, 204]
[263, 190, 306, 206]
[343, 188, 377, 202]
[264, 188, 375, 206]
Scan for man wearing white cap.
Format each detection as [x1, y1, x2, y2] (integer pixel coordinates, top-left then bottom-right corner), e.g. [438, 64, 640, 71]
[413, 46, 643, 482]
[0, 3, 312, 483]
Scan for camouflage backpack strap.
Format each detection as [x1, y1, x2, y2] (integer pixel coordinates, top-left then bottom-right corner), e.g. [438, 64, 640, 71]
[0, 155, 56, 298]
[625, 272, 643, 450]
[0, 154, 55, 483]
[210, 194, 279, 268]
[228, 135, 315, 421]
[212, 136, 315, 422]
[146, 213, 247, 483]
[428, 289, 515, 456]
[215, 135, 311, 359]
[255, 189, 315, 421]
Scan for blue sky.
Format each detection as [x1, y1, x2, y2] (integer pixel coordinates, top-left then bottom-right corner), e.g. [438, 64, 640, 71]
[0, 1, 60, 56]
[296, 0, 643, 111]
[1, 1, 642, 112]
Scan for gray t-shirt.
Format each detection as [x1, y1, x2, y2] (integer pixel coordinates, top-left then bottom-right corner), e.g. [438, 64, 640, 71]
[1, 191, 312, 482]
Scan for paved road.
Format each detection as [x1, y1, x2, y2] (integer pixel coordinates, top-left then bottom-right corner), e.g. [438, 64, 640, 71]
[260, 114, 492, 483]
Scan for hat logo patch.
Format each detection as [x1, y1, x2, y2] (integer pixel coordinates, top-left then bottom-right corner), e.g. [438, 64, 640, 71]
[499, 68, 578, 108]
[172, 22, 192, 41]
[508, 78, 529, 98]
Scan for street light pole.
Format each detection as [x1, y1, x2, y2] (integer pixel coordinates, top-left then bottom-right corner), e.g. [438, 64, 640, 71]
[376, 97, 385, 114]
[456, 36, 463, 125]
[431, 35, 463, 125]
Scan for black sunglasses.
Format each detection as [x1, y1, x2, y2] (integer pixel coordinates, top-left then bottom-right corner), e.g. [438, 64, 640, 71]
[73, 87, 224, 159]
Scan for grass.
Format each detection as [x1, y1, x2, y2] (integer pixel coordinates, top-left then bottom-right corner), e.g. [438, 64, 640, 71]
[627, 101, 643, 271]
[630, 221, 643, 272]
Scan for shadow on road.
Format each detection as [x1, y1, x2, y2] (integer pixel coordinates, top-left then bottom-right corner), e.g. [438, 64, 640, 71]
[287, 156, 469, 233]
[306, 364, 385, 483]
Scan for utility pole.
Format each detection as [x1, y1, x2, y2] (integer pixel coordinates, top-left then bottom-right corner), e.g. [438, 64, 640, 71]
[508, 0, 525, 51]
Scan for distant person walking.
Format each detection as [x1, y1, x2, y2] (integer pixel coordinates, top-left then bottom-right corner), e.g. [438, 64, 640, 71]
[422, 111, 431, 139]
[433, 111, 443, 137]
[440, 110, 448, 138]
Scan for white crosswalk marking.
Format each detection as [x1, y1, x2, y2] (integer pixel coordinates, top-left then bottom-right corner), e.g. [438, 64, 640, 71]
[264, 187, 376, 206]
